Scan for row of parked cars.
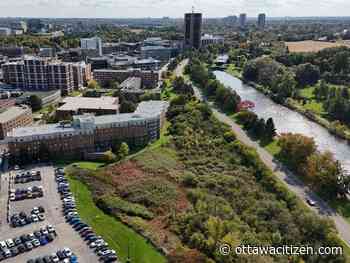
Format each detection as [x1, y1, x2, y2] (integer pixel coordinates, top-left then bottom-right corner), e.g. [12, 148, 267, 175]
[14, 170, 42, 184]
[0, 225, 57, 261]
[9, 186, 44, 201]
[10, 206, 46, 228]
[26, 248, 78, 263]
[55, 168, 118, 263]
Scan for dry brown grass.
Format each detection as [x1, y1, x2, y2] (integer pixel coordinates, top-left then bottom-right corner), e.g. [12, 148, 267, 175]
[286, 40, 350, 53]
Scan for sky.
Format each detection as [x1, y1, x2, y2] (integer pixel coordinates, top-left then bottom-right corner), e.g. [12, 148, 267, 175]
[0, 0, 350, 18]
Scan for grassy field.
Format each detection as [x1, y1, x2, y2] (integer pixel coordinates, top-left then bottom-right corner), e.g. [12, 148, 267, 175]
[286, 40, 350, 53]
[226, 64, 242, 78]
[263, 140, 281, 156]
[72, 161, 107, 170]
[68, 177, 167, 263]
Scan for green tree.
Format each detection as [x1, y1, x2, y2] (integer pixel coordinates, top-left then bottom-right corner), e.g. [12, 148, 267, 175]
[265, 118, 277, 140]
[28, 95, 42, 111]
[87, 79, 100, 89]
[118, 142, 129, 160]
[295, 63, 320, 87]
[278, 133, 317, 172]
[120, 101, 136, 113]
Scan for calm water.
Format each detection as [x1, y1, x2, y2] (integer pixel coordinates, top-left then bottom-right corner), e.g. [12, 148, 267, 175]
[214, 71, 350, 171]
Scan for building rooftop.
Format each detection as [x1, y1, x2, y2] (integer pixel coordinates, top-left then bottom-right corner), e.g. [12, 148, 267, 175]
[0, 105, 30, 124]
[134, 58, 161, 64]
[7, 100, 169, 139]
[201, 34, 224, 40]
[141, 46, 170, 51]
[57, 96, 119, 112]
[120, 77, 142, 90]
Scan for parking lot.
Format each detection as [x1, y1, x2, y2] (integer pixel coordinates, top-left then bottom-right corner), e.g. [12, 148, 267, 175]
[0, 165, 100, 262]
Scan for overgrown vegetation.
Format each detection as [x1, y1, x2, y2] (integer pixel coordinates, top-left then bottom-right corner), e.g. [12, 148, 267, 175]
[69, 94, 347, 262]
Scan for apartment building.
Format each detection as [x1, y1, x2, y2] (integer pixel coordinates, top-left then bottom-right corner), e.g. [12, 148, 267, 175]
[93, 69, 159, 88]
[2, 57, 91, 94]
[0, 105, 33, 139]
[7, 101, 168, 163]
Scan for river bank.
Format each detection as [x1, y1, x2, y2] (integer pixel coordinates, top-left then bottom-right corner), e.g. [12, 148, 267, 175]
[224, 67, 350, 146]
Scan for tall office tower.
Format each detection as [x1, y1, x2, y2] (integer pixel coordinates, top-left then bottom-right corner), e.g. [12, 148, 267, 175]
[184, 12, 202, 49]
[80, 36, 103, 56]
[239, 13, 247, 29]
[258, 13, 266, 29]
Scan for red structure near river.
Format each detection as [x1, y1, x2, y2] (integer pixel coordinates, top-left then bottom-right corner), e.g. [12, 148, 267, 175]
[238, 100, 255, 111]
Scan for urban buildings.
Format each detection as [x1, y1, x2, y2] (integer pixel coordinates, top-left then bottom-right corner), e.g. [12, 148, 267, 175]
[80, 37, 103, 56]
[0, 27, 11, 36]
[239, 13, 247, 28]
[1, 57, 91, 94]
[93, 69, 159, 88]
[0, 105, 33, 140]
[56, 96, 120, 120]
[6, 101, 169, 163]
[0, 99, 16, 111]
[201, 34, 225, 47]
[87, 57, 109, 70]
[141, 46, 171, 62]
[0, 47, 24, 58]
[184, 13, 202, 49]
[258, 13, 266, 29]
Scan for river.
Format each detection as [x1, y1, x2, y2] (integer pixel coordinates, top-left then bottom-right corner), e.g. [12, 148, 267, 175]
[214, 70, 350, 171]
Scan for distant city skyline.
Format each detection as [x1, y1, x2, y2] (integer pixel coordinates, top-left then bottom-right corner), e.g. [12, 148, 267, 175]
[0, 0, 350, 18]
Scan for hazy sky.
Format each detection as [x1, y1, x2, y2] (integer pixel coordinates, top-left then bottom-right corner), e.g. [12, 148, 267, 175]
[0, 0, 350, 18]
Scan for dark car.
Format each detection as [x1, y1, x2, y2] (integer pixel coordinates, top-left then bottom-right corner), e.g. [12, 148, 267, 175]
[14, 237, 22, 245]
[25, 242, 34, 251]
[35, 257, 45, 263]
[17, 244, 26, 253]
[46, 234, 55, 242]
[10, 247, 19, 256]
[43, 255, 51, 263]
[39, 236, 48, 246]
[56, 251, 66, 260]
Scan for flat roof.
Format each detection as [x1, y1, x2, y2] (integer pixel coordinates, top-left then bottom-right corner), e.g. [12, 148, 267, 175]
[0, 106, 30, 123]
[57, 96, 119, 112]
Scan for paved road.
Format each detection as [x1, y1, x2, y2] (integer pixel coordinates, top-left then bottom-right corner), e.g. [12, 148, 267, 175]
[175, 60, 350, 246]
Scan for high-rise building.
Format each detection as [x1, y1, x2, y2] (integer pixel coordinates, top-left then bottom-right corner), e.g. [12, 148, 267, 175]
[184, 12, 202, 49]
[2, 57, 91, 95]
[239, 13, 247, 29]
[80, 37, 103, 56]
[258, 13, 266, 29]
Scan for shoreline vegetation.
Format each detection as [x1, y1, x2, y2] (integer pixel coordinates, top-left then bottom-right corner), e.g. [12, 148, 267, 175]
[224, 64, 350, 145]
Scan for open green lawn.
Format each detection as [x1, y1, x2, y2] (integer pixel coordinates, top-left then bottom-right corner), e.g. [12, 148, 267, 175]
[68, 177, 166, 263]
[263, 140, 281, 156]
[72, 161, 106, 170]
[303, 100, 326, 115]
[299, 86, 315, 99]
[226, 64, 242, 78]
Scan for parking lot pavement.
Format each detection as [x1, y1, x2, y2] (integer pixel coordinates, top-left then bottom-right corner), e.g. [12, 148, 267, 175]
[0, 171, 10, 229]
[0, 165, 100, 263]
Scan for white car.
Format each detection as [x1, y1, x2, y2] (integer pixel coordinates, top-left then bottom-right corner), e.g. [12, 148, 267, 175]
[47, 225, 55, 233]
[50, 253, 59, 262]
[89, 242, 97, 248]
[63, 247, 72, 257]
[31, 214, 39, 222]
[0, 240, 7, 249]
[40, 227, 48, 235]
[32, 207, 40, 214]
[14, 165, 20, 170]
[5, 239, 14, 248]
[9, 193, 16, 201]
